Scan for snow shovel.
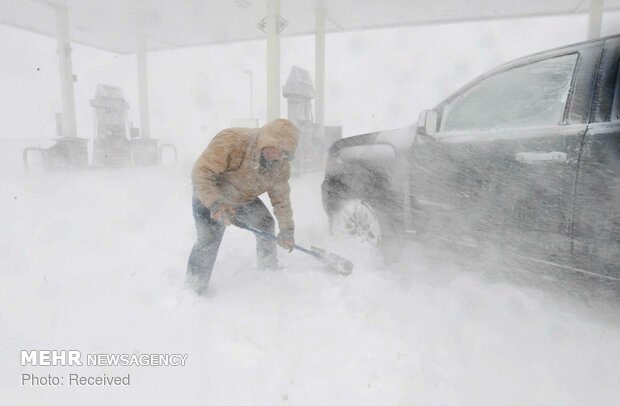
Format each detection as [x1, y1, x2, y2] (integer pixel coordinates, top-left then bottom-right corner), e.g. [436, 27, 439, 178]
[234, 222, 353, 275]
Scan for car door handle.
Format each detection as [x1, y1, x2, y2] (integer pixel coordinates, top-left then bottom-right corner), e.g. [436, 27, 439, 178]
[515, 151, 567, 164]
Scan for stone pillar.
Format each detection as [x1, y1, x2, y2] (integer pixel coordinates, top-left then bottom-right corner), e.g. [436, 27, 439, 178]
[315, 7, 326, 139]
[55, 5, 77, 138]
[587, 0, 604, 40]
[137, 35, 151, 139]
[266, 0, 281, 121]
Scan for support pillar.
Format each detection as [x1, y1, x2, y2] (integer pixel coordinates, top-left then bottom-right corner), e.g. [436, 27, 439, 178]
[266, 0, 281, 121]
[55, 5, 77, 138]
[587, 0, 603, 40]
[137, 35, 151, 139]
[132, 34, 158, 165]
[45, 5, 89, 169]
[315, 7, 326, 139]
[244, 69, 254, 118]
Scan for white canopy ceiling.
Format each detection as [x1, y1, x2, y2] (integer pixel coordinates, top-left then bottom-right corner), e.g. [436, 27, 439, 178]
[1, 0, 619, 54]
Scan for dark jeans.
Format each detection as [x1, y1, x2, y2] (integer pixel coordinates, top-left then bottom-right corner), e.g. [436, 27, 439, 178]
[187, 194, 277, 293]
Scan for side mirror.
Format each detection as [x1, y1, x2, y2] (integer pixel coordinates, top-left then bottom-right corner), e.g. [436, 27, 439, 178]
[417, 110, 438, 137]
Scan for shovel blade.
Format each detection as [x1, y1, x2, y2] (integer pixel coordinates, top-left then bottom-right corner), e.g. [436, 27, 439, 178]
[310, 246, 354, 275]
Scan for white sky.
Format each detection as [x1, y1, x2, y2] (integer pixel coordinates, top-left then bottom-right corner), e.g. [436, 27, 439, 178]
[0, 11, 619, 162]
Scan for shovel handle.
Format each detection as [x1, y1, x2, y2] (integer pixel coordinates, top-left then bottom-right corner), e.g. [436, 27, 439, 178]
[233, 223, 320, 258]
[234, 222, 353, 274]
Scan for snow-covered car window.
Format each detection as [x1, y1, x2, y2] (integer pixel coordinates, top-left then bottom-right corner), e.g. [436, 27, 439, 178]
[613, 57, 620, 121]
[441, 53, 578, 132]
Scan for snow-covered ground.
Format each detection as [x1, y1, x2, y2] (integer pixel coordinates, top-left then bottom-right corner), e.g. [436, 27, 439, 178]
[2, 165, 620, 405]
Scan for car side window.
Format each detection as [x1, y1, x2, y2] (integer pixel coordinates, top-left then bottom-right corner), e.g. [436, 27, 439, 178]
[441, 53, 579, 132]
[613, 57, 620, 121]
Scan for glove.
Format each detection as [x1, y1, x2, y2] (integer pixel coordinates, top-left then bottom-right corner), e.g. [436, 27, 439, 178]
[277, 230, 295, 253]
[210, 203, 235, 226]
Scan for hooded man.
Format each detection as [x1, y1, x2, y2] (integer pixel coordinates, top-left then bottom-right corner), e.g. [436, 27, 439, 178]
[187, 119, 299, 294]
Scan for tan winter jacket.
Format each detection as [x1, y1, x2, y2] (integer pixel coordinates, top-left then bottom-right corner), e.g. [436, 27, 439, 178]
[191, 119, 299, 232]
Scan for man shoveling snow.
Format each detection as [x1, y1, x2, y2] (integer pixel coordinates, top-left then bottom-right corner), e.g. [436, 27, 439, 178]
[187, 119, 299, 295]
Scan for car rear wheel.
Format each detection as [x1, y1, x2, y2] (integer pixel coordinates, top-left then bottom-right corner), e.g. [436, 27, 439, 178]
[330, 199, 382, 247]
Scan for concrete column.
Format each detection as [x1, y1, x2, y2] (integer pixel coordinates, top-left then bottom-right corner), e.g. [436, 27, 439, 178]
[315, 7, 326, 138]
[55, 5, 77, 138]
[137, 35, 151, 138]
[266, 0, 281, 121]
[587, 0, 604, 40]
[243, 69, 254, 118]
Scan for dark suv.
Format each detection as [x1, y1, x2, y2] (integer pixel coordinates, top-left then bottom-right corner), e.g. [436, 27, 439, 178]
[322, 34, 620, 283]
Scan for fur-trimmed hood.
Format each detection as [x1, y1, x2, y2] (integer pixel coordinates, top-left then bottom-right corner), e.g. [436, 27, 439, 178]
[257, 119, 299, 159]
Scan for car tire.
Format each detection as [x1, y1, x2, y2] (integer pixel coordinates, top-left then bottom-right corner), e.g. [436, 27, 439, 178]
[330, 199, 383, 247]
[330, 198, 405, 262]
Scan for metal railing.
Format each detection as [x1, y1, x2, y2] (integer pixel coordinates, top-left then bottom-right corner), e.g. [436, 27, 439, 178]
[22, 147, 48, 174]
[159, 143, 178, 164]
